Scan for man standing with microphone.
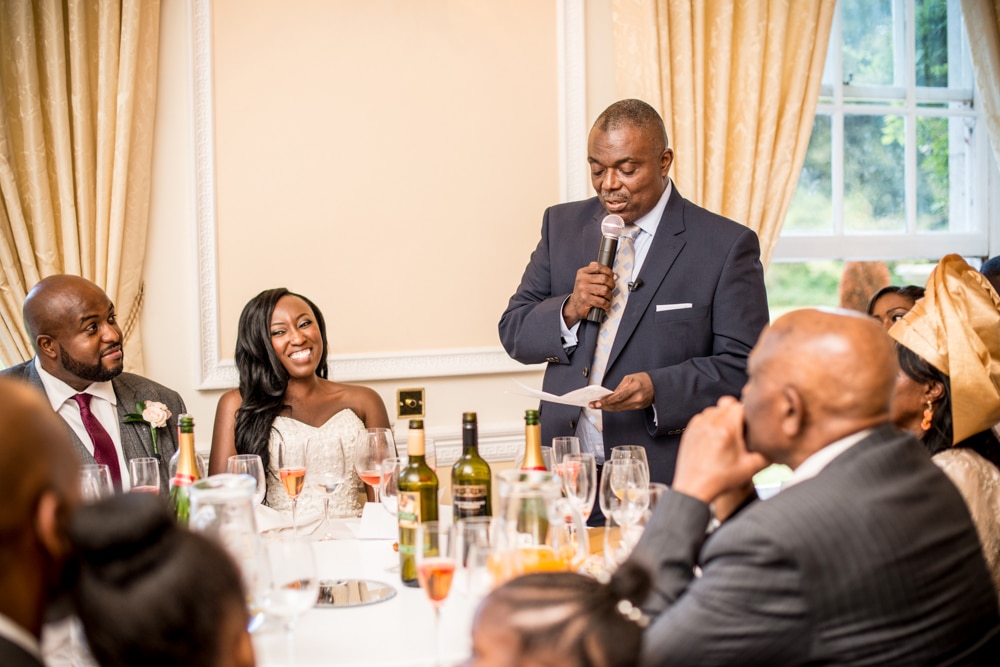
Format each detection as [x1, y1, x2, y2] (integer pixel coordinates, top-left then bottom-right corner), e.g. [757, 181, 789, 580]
[499, 99, 769, 492]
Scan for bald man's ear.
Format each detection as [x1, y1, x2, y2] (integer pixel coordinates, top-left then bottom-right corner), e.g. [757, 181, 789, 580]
[780, 386, 805, 438]
[35, 491, 73, 562]
[35, 335, 59, 361]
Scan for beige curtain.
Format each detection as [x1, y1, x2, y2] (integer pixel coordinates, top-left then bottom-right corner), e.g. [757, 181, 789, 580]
[0, 0, 160, 370]
[962, 0, 1000, 170]
[610, 0, 835, 266]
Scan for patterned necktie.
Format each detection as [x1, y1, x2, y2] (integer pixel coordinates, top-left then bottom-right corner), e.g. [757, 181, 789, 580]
[73, 393, 122, 488]
[584, 224, 642, 432]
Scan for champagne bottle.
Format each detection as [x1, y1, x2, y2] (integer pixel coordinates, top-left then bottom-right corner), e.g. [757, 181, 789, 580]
[169, 414, 200, 525]
[451, 412, 492, 521]
[398, 419, 439, 587]
[520, 409, 548, 470]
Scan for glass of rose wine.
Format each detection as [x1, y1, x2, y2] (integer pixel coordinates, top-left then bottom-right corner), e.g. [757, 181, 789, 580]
[128, 457, 160, 494]
[278, 436, 308, 535]
[415, 521, 456, 667]
[355, 427, 396, 503]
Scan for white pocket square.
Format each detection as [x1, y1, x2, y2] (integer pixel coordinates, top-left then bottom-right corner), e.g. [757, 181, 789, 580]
[656, 303, 693, 312]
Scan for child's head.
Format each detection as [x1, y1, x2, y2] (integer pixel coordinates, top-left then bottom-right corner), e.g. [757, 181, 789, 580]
[467, 562, 651, 667]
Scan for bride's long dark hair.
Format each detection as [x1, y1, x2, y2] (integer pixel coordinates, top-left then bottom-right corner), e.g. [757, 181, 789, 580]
[233, 288, 329, 473]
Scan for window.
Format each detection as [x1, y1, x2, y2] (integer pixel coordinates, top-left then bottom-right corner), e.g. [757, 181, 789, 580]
[773, 0, 989, 263]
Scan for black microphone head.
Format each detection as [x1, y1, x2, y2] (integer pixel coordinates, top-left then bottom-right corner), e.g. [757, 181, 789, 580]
[600, 214, 625, 239]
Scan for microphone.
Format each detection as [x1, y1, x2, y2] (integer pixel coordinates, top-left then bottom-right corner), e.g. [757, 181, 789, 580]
[586, 215, 625, 323]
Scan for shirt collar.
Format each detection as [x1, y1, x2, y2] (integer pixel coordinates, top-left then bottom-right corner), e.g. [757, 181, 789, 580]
[781, 428, 873, 491]
[630, 178, 672, 238]
[0, 612, 42, 662]
[34, 357, 117, 410]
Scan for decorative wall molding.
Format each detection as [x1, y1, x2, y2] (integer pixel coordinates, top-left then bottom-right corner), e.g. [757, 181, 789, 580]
[190, 0, 585, 390]
[428, 421, 526, 467]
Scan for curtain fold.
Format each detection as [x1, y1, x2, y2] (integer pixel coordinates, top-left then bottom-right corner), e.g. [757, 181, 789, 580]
[0, 0, 159, 370]
[611, 0, 835, 266]
[962, 0, 1000, 170]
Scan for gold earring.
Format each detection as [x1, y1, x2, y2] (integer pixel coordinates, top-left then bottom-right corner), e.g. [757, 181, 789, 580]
[921, 401, 934, 431]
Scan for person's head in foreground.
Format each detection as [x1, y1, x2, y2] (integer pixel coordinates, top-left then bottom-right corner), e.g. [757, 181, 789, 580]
[866, 284, 925, 333]
[889, 254, 1000, 464]
[70, 493, 255, 667]
[466, 562, 650, 667]
[0, 377, 81, 646]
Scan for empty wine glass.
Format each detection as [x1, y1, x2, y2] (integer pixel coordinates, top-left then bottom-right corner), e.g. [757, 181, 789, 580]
[278, 436, 308, 535]
[603, 508, 647, 572]
[265, 537, 319, 662]
[415, 521, 457, 667]
[306, 435, 347, 540]
[599, 458, 649, 528]
[355, 428, 396, 503]
[610, 444, 649, 469]
[128, 457, 160, 494]
[560, 453, 597, 521]
[454, 517, 494, 599]
[80, 464, 113, 502]
[379, 456, 406, 518]
[551, 436, 581, 466]
[227, 454, 267, 506]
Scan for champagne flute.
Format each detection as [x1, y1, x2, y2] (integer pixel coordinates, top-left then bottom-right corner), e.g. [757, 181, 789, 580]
[306, 436, 347, 540]
[599, 459, 649, 528]
[265, 537, 319, 662]
[355, 427, 396, 503]
[227, 454, 267, 506]
[128, 457, 160, 494]
[278, 437, 308, 535]
[561, 453, 597, 521]
[415, 521, 457, 667]
[80, 464, 113, 502]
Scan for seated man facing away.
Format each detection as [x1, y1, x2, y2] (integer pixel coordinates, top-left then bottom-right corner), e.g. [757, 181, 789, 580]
[0, 377, 81, 667]
[628, 308, 1000, 666]
[0, 275, 186, 493]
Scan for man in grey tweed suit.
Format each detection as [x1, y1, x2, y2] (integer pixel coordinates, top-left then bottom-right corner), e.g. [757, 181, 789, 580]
[0, 275, 185, 494]
[628, 309, 999, 666]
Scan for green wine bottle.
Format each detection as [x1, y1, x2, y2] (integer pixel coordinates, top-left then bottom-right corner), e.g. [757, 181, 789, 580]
[398, 419, 439, 587]
[169, 414, 200, 525]
[451, 412, 492, 520]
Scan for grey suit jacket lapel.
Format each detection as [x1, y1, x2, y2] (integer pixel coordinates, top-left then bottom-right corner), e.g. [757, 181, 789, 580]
[20, 360, 96, 464]
[113, 378, 156, 460]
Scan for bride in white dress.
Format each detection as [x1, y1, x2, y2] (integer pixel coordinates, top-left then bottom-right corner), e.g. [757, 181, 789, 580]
[209, 288, 391, 522]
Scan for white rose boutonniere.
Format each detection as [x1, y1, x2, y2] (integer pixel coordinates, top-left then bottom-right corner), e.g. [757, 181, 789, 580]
[123, 400, 172, 456]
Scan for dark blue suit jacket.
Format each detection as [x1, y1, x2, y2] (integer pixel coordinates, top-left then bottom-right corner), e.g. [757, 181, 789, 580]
[499, 186, 769, 483]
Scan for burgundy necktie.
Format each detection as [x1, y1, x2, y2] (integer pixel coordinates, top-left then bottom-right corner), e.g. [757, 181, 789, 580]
[72, 393, 122, 488]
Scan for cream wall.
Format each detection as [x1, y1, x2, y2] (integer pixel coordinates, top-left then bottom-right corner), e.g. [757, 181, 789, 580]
[142, 0, 619, 458]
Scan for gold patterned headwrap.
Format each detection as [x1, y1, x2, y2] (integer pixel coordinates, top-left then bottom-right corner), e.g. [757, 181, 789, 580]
[889, 254, 1000, 445]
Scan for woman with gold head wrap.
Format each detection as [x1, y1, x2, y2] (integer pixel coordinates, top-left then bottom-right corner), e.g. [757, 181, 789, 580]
[889, 254, 1000, 594]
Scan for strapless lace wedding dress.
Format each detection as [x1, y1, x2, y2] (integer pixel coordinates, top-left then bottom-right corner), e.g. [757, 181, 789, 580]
[265, 410, 365, 522]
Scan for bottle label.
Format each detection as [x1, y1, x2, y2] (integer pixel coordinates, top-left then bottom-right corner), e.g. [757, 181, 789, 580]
[398, 491, 422, 529]
[453, 485, 488, 516]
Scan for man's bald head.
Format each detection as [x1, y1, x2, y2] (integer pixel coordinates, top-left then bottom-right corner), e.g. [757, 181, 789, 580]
[0, 377, 81, 636]
[742, 309, 897, 467]
[24, 274, 107, 342]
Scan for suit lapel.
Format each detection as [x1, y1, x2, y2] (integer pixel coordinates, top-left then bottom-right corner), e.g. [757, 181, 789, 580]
[21, 360, 95, 463]
[114, 378, 154, 460]
[606, 188, 688, 373]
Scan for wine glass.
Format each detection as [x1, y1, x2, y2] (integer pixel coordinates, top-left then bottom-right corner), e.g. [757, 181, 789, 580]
[551, 436, 581, 466]
[264, 537, 319, 661]
[415, 521, 457, 667]
[603, 508, 647, 572]
[278, 436, 308, 535]
[306, 436, 347, 540]
[355, 428, 396, 503]
[454, 517, 494, 599]
[80, 464, 113, 502]
[560, 453, 597, 521]
[128, 457, 160, 494]
[227, 454, 267, 506]
[599, 458, 649, 528]
[379, 457, 406, 518]
[610, 444, 649, 470]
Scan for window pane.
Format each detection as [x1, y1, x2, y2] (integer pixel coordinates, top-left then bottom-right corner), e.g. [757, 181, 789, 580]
[916, 116, 948, 230]
[915, 0, 948, 87]
[784, 115, 832, 234]
[842, 0, 894, 86]
[844, 114, 904, 232]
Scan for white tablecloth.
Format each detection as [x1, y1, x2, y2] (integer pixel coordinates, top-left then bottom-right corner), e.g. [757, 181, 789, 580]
[254, 517, 477, 667]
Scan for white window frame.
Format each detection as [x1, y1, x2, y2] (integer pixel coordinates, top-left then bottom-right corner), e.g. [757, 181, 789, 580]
[772, 0, 996, 262]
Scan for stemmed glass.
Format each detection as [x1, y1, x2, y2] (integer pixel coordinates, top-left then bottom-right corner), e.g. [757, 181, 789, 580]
[265, 537, 319, 662]
[355, 428, 396, 503]
[227, 454, 267, 506]
[379, 457, 406, 518]
[80, 464, 113, 502]
[552, 436, 581, 465]
[559, 453, 597, 521]
[610, 445, 649, 469]
[454, 517, 494, 599]
[306, 436, 347, 540]
[278, 436, 308, 535]
[599, 458, 649, 528]
[415, 521, 457, 667]
[128, 457, 160, 494]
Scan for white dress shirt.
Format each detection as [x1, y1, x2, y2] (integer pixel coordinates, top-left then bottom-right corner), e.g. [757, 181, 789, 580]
[34, 358, 131, 490]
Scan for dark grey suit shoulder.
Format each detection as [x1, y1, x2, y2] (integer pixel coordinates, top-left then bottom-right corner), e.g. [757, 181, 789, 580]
[0, 635, 44, 667]
[630, 425, 1000, 666]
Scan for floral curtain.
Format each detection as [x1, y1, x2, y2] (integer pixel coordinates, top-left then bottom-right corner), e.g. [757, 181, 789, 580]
[962, 0, 1000, 170]
[610, 0, 835, 266]
[0, 0, 160, 370]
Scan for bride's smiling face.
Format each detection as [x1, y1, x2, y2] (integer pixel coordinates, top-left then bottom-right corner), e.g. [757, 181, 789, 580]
[269, 295, 323, 378]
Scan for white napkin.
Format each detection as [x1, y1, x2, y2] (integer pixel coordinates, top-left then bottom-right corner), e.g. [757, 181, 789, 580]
[353, 502, 398, 539]
[254, 505, 323, 535]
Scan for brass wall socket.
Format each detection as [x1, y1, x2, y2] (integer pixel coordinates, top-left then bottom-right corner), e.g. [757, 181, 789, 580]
[397, 388, 425, 418]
